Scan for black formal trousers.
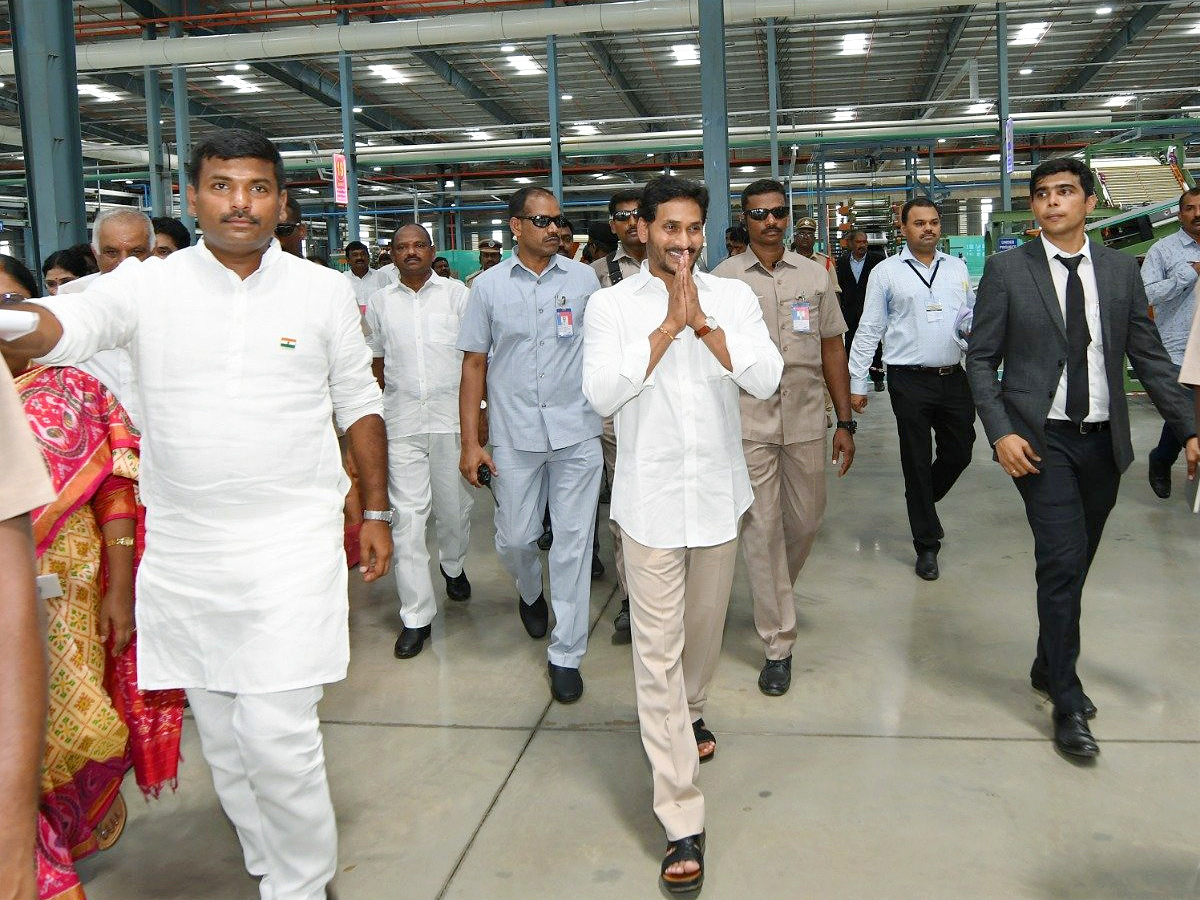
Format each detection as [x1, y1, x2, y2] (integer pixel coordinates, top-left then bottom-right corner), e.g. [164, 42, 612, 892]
[1013, 423, 1120, 715]
[886, 367, 976, 552]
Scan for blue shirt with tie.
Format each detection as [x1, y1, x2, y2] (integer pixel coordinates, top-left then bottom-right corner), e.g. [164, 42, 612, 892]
[457, 252, 602, 452]
[848, 245, 975, 394]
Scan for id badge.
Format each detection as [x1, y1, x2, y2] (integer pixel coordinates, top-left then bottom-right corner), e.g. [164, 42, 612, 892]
[925, 301, 944, 323]
[556, 308, 574, 338]
[791, 299, 812, 334]
[36, 573, 63, 601]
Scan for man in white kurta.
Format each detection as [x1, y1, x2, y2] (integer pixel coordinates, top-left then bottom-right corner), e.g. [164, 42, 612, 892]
[343, 239, 389, 316]
[582, 176, 782, 889]
[4, 132, 392, 900]
[366, 224, 474, 658]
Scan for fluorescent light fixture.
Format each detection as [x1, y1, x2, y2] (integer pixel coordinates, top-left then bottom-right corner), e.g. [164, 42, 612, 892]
[216, 74, 262, 93]
[966, 102, 993, 115]
[832, 108, 856, 121]
[739, 165, 756, 173]
[646, 153, 654, 158]
[1019, 67, 1033, 75]
[444, 180, 455, 188]
[1011, 22, 1049, 45]
[491, 219, 502, 225]
[573, 124, 600, 135]
[1105, 95, 1134, 106]
[371, 185, 387, 192]
[671, 44, 700, 65]
[841, 33, 870, 55]
[372, 166, 381, 172]
[593, 172, 613, 180]
[302, 188, 319, 195]
[1190, 24, 1200, 34]
[561, 93, 573, 100]
[500, 44, 516, 53]
[78, 84, 122, 102]
[353, 106, 363, 113]
[987, 153, 1001, 161]
[368, 64, 408, 84]
[1096, 5, 1112, 13]
[468, 130, 491, 141]
[0, 80, 5, 88]
[507, 55, 542, 75]
[668, 169, 679, 176]
[234, 63, 250, 71]
[824, 161, 837, 170]
[514, 177, 532, 184]
[937, 138, 947, 144]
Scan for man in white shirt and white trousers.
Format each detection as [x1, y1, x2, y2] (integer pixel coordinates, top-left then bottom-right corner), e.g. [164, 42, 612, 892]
[583, 176, 782, 893]
[1, 131, 393, 900]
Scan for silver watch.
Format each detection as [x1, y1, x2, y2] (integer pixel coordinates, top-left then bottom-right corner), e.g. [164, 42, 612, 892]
[362, 509, 395, 525]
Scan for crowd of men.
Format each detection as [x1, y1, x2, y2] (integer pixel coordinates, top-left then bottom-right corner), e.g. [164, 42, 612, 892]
[2, 128, 1199, 898]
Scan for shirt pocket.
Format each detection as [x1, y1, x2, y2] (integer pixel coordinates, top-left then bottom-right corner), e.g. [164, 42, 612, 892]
[426, 312, 460, 346]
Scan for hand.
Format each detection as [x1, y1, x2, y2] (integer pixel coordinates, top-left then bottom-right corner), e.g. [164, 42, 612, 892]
[995, 433, 1041, 478]
[460, 442, 497, 487]
[1185, 436, 1198, 482]
[99, 585, 134, 655]
[831, 429, 855, 477]
[358, 520, 393, 583]
[850, 393, 868, 413]
[663, 249, 692, 334]
[1190, 261, 1200, 276]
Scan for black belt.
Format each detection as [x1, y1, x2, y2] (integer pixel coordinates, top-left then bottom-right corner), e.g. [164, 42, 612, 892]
[1045, 418, 1110, 434]
[888, 364, 962, 376]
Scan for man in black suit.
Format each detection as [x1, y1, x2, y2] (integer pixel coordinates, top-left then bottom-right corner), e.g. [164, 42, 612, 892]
[835, 229, 886, 390]
[967, 157, 1198, 760]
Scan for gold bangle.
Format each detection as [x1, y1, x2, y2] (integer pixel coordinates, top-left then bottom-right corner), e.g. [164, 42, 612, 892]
[105, 537, 135, 548]
[657, 326, 677, 340]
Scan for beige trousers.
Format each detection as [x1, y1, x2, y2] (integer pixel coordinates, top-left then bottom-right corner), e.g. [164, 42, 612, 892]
[621, 529, 739, 840]
[599, 416, 627, 597]
[740, 438, 826, 660]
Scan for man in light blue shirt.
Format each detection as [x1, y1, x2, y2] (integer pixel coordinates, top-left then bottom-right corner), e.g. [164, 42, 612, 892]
[1140, 186, 1200, 499]
[457, 186, 603, 703]
[849, 197, 976, 581]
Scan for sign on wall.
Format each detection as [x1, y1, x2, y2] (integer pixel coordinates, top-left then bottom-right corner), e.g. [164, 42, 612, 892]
[333, 152, 349, 205]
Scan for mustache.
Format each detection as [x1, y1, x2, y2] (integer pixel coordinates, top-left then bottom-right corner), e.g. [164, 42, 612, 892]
[221, 213, 261, 224]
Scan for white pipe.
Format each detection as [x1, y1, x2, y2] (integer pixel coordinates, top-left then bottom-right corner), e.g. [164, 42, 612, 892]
[0, 124, 178, 167]
[0, 0, 1045, 75]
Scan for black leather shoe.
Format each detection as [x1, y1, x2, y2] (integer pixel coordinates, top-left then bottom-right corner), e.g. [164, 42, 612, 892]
[915, 549, 939, 580]
[536, 527, 553, 551]
[1148, 457, 1171, 499]
[871, 375, 885, 393]
[1053, 711, 1099, 759]
[591, 554, 605, 579]
[1031, 669, 1097, 719]
[519, 593, 548, 639]
[441, 566, 471, 601]
[758, 656, 792, 696]
[393, 624, 431, 659]
[548, 662, 583, 703]
[612, 597, 631, 644]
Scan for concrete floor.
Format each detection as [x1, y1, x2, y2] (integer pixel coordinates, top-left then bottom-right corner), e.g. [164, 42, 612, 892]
[78, 395, 1199, 900]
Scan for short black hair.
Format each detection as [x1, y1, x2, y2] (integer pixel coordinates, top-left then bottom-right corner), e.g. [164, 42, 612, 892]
[846, 228, 868, 242]
[1180, 186, 1200, 207]
[608, 188, 642, 218]
[1029, 157, 1096, 198]
[725, 225, 749, 243]
[0, 253, 38, 297]
[186, 129, 286, 190]
[559, 217, 575, 235]
[434, 255, 449, 265]
[152, 216, 192, 249]
[283, 194, 302, 224]
[344, 240, 369, 255]
[507, 186, 556, 219]
[740, 178, 786, 209]
[900, 197, 940, 224]
[42, 246, 97, 279]
[638, 175, 709, 223]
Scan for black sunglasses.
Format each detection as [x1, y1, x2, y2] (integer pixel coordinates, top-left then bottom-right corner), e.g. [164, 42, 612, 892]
[274, 222, 301, 237]
[745, 206, 790, 221]
[514, 214, 569, 229]
[611, 210, 639, 222]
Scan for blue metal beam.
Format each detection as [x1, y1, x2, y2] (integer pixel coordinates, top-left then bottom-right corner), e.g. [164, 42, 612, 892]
[997, 5, 1012, 211]
[582, 39, 654, 124]
[547, 19, 563, 203]
[766, 19, 780, 179]
[914, 7, 976, 108]
[1050, 6, 1166, 111]
[143, 24, 167, 216]
[699, 0, 730, 268]
[408, 49, 521, 127]
[338, 11, 361, 242]
[168, 9, 194, 233]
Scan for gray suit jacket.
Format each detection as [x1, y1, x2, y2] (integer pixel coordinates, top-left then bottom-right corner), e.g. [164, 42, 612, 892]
[965, 238, 1194, 473]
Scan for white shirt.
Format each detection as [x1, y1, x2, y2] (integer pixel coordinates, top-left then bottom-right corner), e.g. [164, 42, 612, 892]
[35, 240, 383, 693]
[58, 271, 142, 430]
[343, 266, 389, 313]
[377, 262, 398, 284]
[582, 265, 783, 549]
[364, 272, 467, 437]
[1040, 235, 1110, 422]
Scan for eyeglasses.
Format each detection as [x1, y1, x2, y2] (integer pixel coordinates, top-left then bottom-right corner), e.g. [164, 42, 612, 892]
[611, 210, 639, 222]
[514, 214, 569, 229]
[745, 206, 790, 221]
[274, 222, 301, 237]
[0, 291, 29, 304]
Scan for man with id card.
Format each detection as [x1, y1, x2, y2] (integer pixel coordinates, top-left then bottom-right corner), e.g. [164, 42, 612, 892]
[849, 197, 977, 581]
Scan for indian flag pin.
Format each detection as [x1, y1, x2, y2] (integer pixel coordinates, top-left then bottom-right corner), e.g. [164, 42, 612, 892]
[280, 337, 297, 350]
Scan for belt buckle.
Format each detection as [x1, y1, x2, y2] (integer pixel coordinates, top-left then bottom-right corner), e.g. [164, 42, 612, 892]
[937, 365, 955, 376]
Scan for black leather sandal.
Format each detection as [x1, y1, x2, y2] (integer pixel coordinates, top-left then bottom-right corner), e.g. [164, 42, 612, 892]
[660, 832, 705, 893]
[692, 718, 715, 763]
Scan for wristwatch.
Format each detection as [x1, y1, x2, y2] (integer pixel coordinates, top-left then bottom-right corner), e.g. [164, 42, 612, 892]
[835, 419, 858, 435]
[694, 316, 718, 339]
[362, 509, 395, 525]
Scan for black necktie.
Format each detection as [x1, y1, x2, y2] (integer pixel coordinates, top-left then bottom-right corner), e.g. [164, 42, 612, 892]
[1055, 254, 1090, 424]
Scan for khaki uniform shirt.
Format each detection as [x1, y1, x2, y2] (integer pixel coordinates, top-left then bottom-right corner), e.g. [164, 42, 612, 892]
[591, 246, 644, 288]
[807, 250, 841, 296]
[712, 249, 846, 444]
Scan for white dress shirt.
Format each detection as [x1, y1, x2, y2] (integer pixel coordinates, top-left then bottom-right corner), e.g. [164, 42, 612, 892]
[343, 266, 390, 313]
[364, 271, 467, 437]
[35, 240, 383, 693]
[1040, 235, 1110, 423]
[376, 262, 398, 283]
[582, 265, 783, 549]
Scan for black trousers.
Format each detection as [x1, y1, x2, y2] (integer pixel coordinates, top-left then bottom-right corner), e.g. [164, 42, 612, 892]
[1149, 420, 1184, 467]
[887, 367, 976, 552]
[1014, 424, 1120, 716]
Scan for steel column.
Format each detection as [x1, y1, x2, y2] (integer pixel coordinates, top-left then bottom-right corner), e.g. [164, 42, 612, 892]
[699, 0, 730, 267]
[168, 11, 194, 232]
[767, 18, 781, 180]
[143, 24, 166, 217]
[547, 13, 564, 203]
[338, 13, 361, 242]
[997, 4, 1012, 211]
[8, 0, 86, 270]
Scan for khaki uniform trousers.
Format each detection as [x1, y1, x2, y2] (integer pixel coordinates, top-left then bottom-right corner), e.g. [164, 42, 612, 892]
[740, 437, 826, 660]
[599, 416, 628, 597]
[621, 529, 739, 841]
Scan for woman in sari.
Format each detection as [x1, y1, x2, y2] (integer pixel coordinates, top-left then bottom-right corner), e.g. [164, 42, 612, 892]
[1, 255, 184, 899]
